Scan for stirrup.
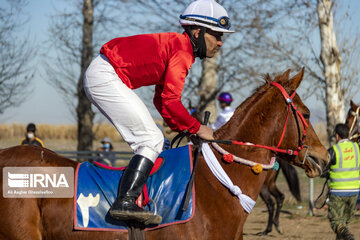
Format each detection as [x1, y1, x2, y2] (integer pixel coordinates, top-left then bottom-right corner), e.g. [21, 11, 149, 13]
[144, 199, 162, 225]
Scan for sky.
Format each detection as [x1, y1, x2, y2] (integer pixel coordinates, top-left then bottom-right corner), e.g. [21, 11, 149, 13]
[1, 0, 360, 125]
[1, 0, 74, 124]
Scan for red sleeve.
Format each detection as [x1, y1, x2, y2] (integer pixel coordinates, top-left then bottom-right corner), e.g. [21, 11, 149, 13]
[153, 51, 200, 134]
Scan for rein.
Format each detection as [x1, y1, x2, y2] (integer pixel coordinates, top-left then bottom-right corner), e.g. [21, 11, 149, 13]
[314, 176, 329, 209]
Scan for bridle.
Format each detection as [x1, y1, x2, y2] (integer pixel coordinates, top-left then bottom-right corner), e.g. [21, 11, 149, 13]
[348, 106, 360, 141]
[208, 82, 310, 164]
[269, 82, 309, 159]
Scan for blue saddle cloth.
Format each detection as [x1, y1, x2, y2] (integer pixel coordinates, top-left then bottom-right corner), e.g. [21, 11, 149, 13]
[74, 145, 194, 231]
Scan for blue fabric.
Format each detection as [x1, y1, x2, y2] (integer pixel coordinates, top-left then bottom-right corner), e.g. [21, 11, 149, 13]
[75, 145, 194, 231]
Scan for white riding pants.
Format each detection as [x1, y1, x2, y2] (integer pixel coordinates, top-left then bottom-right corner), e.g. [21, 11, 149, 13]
[84, 54, 164, 163]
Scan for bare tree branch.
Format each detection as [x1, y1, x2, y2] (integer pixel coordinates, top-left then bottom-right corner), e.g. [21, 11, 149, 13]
[0, 0, 34, 114]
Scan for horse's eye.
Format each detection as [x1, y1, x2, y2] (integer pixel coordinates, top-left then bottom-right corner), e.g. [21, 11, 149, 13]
[303, 114, 310, 119]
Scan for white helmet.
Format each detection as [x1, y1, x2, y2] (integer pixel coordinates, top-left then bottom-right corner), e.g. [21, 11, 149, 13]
[179, 0, 234, 33]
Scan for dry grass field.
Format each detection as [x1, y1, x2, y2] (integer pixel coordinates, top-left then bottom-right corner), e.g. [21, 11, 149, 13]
[0, 120, 329, 150]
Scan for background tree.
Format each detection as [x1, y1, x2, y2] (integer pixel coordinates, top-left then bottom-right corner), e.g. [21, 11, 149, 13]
[44, 0, 127, 150]
[317, 0, 345, 145]
[0, 0, 34, 114]
[76, 0, 94, 151]
[241, 0, 359, 145]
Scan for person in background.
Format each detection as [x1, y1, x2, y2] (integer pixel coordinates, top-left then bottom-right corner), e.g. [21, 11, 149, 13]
[99, 137, 114, 152]
[326, 123, 359, 240]
[96, 137, 116, 166]
[20, 123, 44, 147]
[84, 0, 233, 224]
[210, 92, 234, 130]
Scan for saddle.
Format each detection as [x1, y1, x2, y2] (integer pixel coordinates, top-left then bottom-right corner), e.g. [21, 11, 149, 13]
[74, 145, 195, 232]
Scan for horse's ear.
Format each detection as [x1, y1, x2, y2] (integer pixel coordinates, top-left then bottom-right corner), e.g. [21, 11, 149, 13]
[274, 69, 291, 83]
[350, 100, 358, 110]
[287, 67, 305, 91]
[283, 69, 291, 80]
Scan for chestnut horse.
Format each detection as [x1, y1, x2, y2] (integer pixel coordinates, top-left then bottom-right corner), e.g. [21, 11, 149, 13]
[343, 100, 360, 210]
[346, 100, 360, 142]
[0, 69, 329, 240]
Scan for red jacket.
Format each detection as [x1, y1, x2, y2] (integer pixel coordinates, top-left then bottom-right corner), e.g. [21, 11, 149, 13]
[100, 32, 200, 134]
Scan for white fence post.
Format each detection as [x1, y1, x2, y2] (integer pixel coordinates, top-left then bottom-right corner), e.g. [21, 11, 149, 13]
[308, 178, 314, 216]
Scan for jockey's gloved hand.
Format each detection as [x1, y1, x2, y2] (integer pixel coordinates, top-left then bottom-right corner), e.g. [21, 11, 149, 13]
[196, 125, 214, 140]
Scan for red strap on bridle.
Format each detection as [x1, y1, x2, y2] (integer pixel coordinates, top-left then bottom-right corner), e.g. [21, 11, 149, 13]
[214, 82, 309, 156]
[270, 82, 308, 153]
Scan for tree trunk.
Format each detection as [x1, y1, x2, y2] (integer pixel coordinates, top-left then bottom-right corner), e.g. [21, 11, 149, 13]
[317, 0, 344, 146]
[76, 0, 94, 151]
[197, 52, 219, 124]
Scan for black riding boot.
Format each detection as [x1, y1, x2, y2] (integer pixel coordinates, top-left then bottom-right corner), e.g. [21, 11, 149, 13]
[109, 155, 161, 224]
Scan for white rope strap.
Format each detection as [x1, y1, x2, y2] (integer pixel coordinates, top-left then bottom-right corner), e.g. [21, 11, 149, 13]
[202, 143, 256, 213]
[211, 142, 276, 170]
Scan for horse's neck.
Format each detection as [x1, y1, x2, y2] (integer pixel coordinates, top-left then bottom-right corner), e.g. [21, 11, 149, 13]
[204, 105, 274, 200]
[214, 97, 281, 165]
[207, 92, 278, 197]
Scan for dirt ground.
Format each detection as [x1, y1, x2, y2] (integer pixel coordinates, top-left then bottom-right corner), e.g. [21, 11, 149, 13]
[243, 203, 360, 239]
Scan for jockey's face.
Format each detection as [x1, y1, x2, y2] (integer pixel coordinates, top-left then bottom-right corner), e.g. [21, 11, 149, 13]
[204, 29, 223, 58]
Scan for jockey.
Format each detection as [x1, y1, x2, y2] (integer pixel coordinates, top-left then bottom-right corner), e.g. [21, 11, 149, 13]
[210, 92, 234, 130]
[84, 0, 234, 224]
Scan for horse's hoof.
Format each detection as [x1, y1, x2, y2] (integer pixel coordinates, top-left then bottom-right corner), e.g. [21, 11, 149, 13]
[275, 226, 283, 235]
[256, 230, 271, 236]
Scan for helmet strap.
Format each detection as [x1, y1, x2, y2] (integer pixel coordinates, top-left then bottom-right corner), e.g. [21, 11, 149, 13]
[185, 26, 207, 59]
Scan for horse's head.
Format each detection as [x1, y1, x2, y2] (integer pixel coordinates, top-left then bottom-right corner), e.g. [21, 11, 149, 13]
[216, 68, 329, 178]
[345, 100, 360, 141]
[268, 68, 329, 177]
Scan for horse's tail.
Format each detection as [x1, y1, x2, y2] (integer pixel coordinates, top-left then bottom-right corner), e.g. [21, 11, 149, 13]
[279, 159, 301, 202]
